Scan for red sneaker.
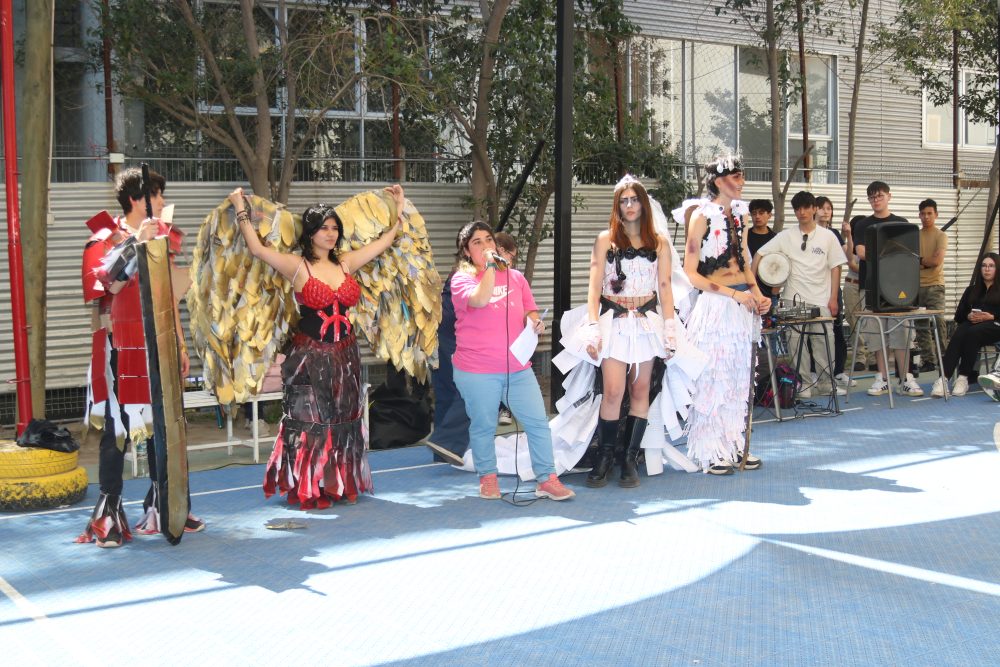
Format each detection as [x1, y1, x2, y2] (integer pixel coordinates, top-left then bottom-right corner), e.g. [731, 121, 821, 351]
[479, 473, 501, 500]
[535, 474, 575, 501]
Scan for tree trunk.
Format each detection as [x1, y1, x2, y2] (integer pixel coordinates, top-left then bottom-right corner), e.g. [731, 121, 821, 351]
[842, 0, 869, 224]
[523, 184, 554, 282]
[468, 0, 512, 225]
[766, 0, 784, 230]
[22, 0, 54, 418]
[796, 0, 810, 184]
[989, 144, 999, 250]
[613, 38, 625, 177]
[238, 0, 275, 199]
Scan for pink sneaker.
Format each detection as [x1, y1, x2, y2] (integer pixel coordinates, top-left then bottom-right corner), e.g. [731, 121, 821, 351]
[479, 473, 501, 500]
[535, 474, 575, 501]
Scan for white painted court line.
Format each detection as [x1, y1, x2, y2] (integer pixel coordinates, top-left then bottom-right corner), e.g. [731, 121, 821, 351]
[768, 538, 1000, 597]
[0, 574, 100, 667]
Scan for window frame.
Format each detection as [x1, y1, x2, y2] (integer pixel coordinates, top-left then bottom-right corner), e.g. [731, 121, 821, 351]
[922, 69, 997, 152]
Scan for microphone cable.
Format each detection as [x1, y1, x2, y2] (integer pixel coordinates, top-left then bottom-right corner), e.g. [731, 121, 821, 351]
[496, 261, 542, 507]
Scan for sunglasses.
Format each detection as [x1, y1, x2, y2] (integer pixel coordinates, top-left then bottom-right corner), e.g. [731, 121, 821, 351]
[801, 233, 809, 251]
[620, 196, 641, 207]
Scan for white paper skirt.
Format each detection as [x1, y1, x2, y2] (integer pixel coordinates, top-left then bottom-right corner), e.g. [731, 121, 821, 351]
[600, 312, 667, 366]
[684, 291, 761, 471]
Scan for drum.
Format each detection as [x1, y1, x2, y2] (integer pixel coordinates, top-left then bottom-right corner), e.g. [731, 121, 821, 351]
[758, 253, 791, 287]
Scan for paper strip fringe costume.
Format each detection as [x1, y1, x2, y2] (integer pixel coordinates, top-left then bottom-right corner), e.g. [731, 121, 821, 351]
[189, 192, 441, 508]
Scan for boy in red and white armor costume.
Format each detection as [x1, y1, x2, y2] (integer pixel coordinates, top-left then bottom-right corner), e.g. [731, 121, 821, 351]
[77, 167, 201, 548]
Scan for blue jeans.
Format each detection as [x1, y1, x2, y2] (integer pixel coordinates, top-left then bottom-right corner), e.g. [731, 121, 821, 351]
[453, 368, 555, 482]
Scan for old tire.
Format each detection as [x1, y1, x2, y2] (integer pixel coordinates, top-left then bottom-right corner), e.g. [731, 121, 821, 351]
[0, 441, 79, 480]
[0, 466, 89, 511]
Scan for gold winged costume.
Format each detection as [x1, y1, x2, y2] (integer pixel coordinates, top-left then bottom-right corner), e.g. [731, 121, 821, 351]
[188, 191, 442, 410]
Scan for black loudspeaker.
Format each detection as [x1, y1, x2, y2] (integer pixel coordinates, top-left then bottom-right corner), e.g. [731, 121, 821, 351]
[865, 222, 919, 312]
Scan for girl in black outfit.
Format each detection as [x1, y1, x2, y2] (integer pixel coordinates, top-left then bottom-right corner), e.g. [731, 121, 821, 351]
[932, 253, 1000, 397]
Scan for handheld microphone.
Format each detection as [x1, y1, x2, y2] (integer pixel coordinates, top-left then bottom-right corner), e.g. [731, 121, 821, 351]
[488, 250, 510, 268]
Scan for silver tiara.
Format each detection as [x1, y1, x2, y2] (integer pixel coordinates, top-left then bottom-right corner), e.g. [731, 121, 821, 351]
[614, 173, 643, 193]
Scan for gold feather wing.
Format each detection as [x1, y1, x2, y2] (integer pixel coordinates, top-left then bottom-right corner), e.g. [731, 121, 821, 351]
[336, 191, 442, 382]
[188, 196, 300, 409]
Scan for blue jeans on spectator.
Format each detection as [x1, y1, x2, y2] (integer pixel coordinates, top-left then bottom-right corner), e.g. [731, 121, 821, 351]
[453, 367, 555, 482]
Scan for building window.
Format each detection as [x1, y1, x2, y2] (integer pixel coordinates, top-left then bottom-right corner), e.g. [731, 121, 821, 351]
[787, 54, 836, 183]
[924, 71, 997, 149]
[639, 39, 837, 181]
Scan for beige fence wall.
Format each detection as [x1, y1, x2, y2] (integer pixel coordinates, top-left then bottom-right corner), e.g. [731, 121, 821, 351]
[0, 179, 992, 396]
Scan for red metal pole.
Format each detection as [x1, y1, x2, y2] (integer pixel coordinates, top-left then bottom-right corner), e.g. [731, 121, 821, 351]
[1, 0, 33, 436]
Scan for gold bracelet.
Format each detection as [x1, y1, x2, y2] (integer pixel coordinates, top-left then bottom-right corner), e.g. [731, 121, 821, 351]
[731, 288, 738, 298]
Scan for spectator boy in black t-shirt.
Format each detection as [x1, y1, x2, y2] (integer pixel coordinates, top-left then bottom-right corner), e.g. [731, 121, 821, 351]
[747, 198, 778, 297]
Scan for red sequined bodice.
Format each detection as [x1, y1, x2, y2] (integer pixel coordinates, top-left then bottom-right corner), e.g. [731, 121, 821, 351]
[296, 274, 361, 310]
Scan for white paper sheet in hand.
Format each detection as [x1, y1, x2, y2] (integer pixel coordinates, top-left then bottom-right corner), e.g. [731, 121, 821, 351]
[509, 323, 539, 365]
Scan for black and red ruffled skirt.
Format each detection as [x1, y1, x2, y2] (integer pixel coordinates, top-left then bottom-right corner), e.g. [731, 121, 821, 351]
[263, 332, 372, 509]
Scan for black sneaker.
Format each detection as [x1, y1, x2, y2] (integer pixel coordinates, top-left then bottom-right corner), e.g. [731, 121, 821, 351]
[96, 526, 123, 549]
[919, 360, 936, 373]
[184, 514, 206, 533]
[853, 361, 867, 371]
[707, 462, 734, 476]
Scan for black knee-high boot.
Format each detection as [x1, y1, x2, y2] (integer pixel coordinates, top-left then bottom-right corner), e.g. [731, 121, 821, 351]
[586, 417, 619, 488]
[619, 415, 647, 488]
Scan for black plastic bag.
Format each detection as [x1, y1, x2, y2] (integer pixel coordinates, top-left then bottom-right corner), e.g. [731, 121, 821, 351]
[369, 365, 432, 450]
[15, 418, 81, 453]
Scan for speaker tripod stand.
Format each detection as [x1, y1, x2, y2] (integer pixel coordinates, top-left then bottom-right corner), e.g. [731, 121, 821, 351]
[845, 309, 948, 408]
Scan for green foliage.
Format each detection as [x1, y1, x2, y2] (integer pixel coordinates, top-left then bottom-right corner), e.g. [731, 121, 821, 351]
[423, 0, 687, 264]
[874, 0, 998, 125]
[90, 0, 439, 198]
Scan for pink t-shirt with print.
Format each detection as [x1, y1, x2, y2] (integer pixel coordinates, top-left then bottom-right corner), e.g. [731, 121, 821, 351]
[451, 268, 538, 374]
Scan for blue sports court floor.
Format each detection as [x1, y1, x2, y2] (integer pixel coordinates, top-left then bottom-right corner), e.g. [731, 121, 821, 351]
[2, 385, 1000, 666]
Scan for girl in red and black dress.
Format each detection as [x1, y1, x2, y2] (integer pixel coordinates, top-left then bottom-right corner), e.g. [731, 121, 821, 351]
[229, 186, 402, 509]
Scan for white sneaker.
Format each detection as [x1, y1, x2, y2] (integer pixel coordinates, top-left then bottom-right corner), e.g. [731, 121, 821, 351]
[931, 377, 947, 398]
[498, 407, 513, 425]
[952, 375, 969, 397]
[978, 373, 1000, 402]
[834, 385, 848, 396]
[796, 387, 813, 399]
[899, 373, 924, 397]
[867, 377, 889, 396]
[835, 373, 857, 387]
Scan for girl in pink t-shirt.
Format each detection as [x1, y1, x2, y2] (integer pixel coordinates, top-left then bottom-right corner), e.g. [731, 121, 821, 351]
[450, 222, 574, 502]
